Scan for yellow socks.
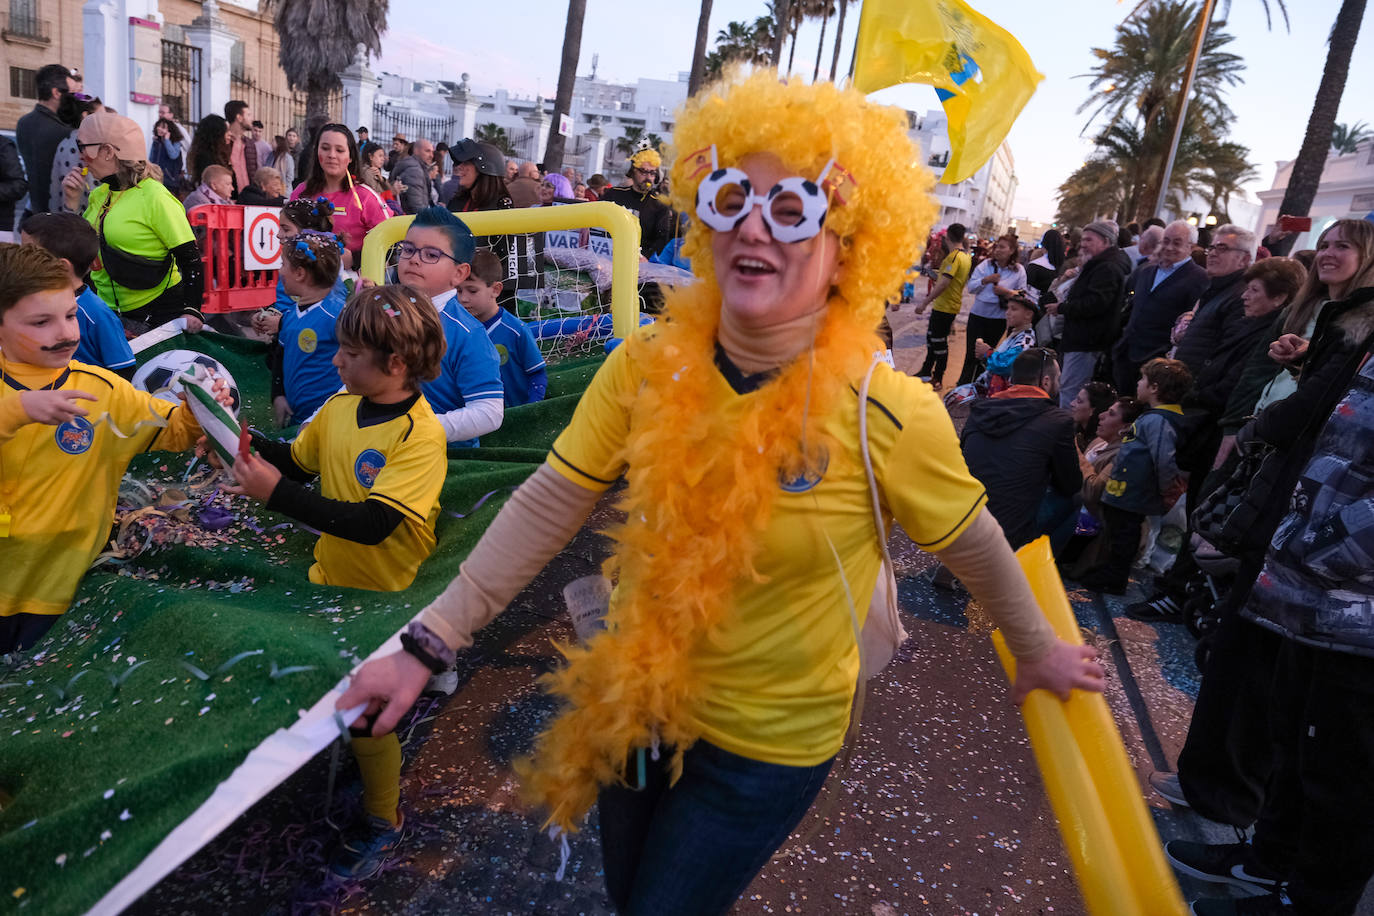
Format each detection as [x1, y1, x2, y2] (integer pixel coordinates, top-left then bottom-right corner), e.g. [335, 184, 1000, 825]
[351, 732, 402, 826]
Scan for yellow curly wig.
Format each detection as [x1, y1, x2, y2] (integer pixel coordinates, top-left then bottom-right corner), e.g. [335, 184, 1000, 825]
[517, 70, 938, 833]
[629, 147, 662, 171]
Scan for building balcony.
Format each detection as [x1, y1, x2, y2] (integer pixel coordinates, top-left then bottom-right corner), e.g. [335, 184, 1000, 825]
[1, 11, 52, 45]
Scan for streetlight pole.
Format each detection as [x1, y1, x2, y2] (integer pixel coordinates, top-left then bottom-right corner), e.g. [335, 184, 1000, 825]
[1152, 0, 1218, 220]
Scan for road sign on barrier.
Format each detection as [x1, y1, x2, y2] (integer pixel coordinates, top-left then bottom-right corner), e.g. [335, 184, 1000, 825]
[243, 207, 281, 270]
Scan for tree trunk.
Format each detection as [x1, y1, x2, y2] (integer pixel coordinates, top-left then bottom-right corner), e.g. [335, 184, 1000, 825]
[544, 0, 588, 173]
[770, 0, 790, 66]
[688, 0, 714, 97]
[787, 22, 799, 73]
[305, 82, 331, 143]
[829, 0, 849, 81]
[813, 6, 830, 82]
[1271, 0, 1366, 254]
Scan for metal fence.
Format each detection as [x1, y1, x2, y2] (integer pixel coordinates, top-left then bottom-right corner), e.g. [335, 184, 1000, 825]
[231, 78, 346, 140]
[369, 103, 457, 144]
[160, 40, 202, 125]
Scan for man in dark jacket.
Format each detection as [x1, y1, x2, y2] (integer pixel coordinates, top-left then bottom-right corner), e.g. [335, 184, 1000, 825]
[0, 135, 27, 239]
[15, 63, 79, 215]
[1171, 224, 1258, 413]
[390, 139, 435, 215]
[1111, 220, 1209, 394]
[601, 148, 675, 258]
[1047, 218, 1132, 407]
[961, 348, 1082, 550]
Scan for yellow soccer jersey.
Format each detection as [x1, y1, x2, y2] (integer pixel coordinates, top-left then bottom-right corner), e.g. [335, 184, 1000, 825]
[931, 249, 973, 315]
[0, 361, 200, 617]
[289, 393, 447, 592]
[548, 342, 987, 766]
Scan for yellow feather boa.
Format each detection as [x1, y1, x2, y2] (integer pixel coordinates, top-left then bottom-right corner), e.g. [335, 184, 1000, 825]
[516, 281, 877, 831]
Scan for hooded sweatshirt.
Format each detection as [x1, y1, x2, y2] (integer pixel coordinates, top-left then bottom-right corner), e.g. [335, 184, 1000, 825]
[960, 385, 1082, 548]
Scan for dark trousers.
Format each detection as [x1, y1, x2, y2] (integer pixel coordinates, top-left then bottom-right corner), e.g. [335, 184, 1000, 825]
[1251, 636, 1374, 914]
[598, 739, 834, 915]
[0, 612, 59, 655]
[1097, 504, 1144, 587]
[958, 313, 1006, 385]
[916, 309, 957, 383]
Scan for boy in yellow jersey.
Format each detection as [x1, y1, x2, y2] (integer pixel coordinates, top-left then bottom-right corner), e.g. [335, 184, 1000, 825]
[224, 283, 447, 878]
[0, 243, 226, 655]
[909, 222, 971, 389]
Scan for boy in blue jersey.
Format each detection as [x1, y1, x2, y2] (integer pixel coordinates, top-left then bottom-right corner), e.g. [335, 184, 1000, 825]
[253, 232, 348, 425]
[394, 207, 504, 447]
[457, 249, 547, 407]
[19, 214, 136, 379]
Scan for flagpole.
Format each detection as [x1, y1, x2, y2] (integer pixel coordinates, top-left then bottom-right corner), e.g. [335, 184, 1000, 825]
[1152, 0, 1217, 219]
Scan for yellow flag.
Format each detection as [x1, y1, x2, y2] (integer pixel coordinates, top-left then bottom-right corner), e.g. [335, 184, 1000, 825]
[852, 0, 1043, 184]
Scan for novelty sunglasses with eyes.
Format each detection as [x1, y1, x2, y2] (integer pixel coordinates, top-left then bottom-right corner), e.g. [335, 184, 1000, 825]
[694, 147, 841, 244]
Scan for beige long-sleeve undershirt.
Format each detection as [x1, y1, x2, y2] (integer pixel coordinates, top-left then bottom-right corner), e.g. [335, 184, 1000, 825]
[417, 462, 1057, 662]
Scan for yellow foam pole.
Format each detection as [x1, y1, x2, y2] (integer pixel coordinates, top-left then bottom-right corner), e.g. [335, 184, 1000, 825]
[358, 201, 643, 340]
[992, 537, 1186, 915]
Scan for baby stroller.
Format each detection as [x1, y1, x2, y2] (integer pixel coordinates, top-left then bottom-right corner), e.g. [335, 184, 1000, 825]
[1182, 533, 1238, 672]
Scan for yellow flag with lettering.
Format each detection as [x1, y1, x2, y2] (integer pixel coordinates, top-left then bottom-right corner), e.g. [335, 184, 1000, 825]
[852, 0, 1042, 184]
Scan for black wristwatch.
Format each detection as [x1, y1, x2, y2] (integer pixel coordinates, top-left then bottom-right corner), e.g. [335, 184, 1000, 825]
[400, 630, 448, 674]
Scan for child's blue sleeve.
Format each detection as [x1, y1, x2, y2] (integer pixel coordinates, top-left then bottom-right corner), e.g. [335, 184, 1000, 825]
[517, 319, 547, 402]
[75, 293, 135, 371]
[527, 366, 548, 402]
[454, 327, 505, 404]
[985, 344, 1024, 378]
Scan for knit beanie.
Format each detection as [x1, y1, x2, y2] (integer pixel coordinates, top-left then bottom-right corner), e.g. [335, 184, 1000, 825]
[1083, 219, 1119, 246]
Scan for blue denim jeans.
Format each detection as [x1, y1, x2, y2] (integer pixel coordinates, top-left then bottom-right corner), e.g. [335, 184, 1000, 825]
[597, 739, 835, 915]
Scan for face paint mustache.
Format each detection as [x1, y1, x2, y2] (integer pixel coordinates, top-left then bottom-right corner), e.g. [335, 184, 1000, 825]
[42, 340, 80, 351]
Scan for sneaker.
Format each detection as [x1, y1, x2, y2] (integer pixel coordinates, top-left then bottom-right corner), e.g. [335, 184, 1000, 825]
[423, 668, 458, 696]
[1149, 770, 1190, 808]
[329, 813, 407, 879]
[1127, 593, 1183, 623]
[1166, 840, 1285, 896]
[1190, 893, 1292, 915]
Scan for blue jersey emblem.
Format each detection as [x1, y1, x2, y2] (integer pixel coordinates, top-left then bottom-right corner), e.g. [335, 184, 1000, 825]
[778, 446, 828, 493]
[354, 448, 387, 487]
[54, 417, 95, 455]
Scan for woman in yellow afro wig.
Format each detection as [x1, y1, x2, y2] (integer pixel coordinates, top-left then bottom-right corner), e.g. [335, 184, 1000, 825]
[341, 68, 1105, 916]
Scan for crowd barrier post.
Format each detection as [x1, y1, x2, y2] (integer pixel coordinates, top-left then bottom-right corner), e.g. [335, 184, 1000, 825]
[358, 201, 642, 340]
[994, 537, 1187, 916]
[187, 205, 279, 314]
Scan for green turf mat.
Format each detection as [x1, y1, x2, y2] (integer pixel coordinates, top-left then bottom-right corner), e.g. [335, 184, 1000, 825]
[0, 338, 602, 915]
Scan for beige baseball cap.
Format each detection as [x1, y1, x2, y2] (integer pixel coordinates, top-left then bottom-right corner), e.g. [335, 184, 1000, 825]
[77, 112, 147, 162]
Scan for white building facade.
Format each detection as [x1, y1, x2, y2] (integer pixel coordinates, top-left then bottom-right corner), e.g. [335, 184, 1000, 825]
[1255, 141, 1374, 249]
[905, 108, 1017, 237]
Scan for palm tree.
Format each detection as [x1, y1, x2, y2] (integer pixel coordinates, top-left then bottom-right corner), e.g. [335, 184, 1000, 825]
[1077, 0, 1244, 136]
[544, 0, 587, 173]
[768, 0, 791, 65]
[689, 0, 715, 96]
[644, 132, 665, 152]
[1331, 120, 1372, 154]
[273, 0, 388, 137]
[615, 126, 646, 160]
[828, 0, 855, 81]
[1201, 141, 1258, 217]
[475, 123, 514, 155]
[1267, 0, 1365, 253]
[811, 0, 837, 82]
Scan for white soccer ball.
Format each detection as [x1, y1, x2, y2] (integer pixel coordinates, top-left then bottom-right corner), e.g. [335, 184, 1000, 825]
[132, 350, 242, 417]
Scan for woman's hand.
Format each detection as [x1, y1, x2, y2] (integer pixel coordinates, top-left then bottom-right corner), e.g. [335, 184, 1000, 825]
[973, 338, 991, 359]
[336, 649, 433, 736]
[1269, 333, 1309, 365]
[993, 285, 1020, 299]
[20, 389, 95, 425]
[223, 450, 281, 502]
[61, 168, 86, 211]
[183, 315, 204, 334]
[272, 396, 292, 428]
[1010, 638, 1105, 705]
[981, 274, 1000, 286]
